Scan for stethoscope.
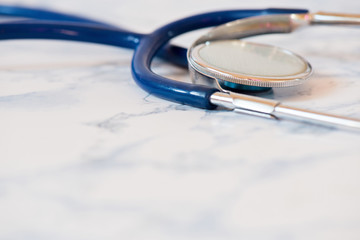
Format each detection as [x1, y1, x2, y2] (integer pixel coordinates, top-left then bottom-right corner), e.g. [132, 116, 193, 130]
[1, 5, 359, 130]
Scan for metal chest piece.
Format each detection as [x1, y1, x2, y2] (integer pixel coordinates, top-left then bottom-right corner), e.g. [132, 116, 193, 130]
[188, 39, 312, 92]
[187, 14, 315, 93]
[186, 12, 360, 130]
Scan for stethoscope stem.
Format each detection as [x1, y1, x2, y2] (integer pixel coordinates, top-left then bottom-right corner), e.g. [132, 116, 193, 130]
[274, 104, 360, 130]
[310, 12, 360, 25]
[210, 92, 360, 130]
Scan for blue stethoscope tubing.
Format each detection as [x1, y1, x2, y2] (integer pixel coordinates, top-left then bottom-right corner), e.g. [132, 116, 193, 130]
[0, 5, 308, 109]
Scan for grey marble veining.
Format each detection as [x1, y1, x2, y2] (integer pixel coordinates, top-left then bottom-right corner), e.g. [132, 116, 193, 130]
[0, 0, 360, 239]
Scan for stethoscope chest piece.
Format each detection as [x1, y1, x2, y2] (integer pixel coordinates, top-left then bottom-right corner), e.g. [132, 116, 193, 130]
[186, 11, 360, 130]
[188, 39, 312, 92]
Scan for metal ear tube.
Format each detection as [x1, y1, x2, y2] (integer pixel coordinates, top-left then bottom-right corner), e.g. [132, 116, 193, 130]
[210, 92, 360, 130]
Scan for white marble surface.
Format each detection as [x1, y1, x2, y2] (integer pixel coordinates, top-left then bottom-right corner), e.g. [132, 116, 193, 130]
[0, 0, 360, 239]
